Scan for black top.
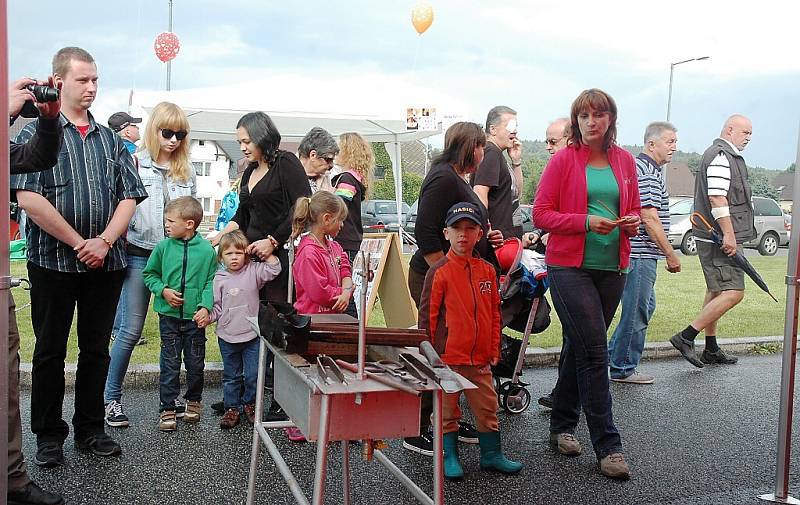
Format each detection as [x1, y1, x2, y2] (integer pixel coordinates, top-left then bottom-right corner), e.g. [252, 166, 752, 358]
[10, 116, 62, 175]
[331, 171, 366, 251]
[410, 161, 496, 275]
[231, 151, 312, 247]
[471, 142, 522, 239]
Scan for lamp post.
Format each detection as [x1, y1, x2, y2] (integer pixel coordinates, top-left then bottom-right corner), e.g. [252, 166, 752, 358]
[666, 56, 710, 122]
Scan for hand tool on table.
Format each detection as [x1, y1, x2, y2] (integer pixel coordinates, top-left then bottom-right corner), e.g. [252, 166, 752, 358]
[335, 359, 421, 396]
[418, 341, 465, 394]
[317, 355, 347, 385]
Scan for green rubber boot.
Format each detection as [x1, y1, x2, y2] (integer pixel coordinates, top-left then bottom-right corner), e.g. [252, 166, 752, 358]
[443, 431, 464, 480]
[478, 431, 523, 474]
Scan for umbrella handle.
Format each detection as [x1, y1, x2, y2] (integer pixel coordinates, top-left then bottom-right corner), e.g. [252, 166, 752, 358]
[690, 212, 715, 232]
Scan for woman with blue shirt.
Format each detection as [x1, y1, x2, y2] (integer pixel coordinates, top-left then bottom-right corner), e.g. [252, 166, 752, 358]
[104, 102, 196, 428]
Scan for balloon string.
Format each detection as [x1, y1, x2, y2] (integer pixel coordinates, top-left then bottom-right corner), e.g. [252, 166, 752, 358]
[411, 34, 422, 81]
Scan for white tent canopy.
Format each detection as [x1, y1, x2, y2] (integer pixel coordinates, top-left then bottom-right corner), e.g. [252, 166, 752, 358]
[144, 106, 441, 231]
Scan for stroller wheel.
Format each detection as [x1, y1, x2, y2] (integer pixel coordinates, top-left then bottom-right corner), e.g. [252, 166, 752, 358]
[501, 385, 531, 414]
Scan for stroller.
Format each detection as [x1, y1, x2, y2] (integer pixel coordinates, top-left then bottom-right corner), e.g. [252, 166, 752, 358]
[492, 237, 551, 414]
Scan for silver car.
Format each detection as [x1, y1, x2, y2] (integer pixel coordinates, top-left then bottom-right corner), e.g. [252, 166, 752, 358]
[668, 196, 789, 256]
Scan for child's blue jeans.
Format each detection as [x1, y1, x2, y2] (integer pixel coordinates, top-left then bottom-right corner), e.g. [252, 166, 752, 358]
[159, 314, 206, 412]
[218, 337, 260, 411]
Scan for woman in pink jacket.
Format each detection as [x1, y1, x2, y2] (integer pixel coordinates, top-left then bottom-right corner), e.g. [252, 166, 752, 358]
[533, 89, 641, 480]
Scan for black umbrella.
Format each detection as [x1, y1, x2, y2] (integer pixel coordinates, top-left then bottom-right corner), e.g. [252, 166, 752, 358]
[691, 212, 779, 302]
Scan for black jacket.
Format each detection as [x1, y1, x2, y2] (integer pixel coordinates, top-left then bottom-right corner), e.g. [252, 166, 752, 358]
[10, 116, 62, 175]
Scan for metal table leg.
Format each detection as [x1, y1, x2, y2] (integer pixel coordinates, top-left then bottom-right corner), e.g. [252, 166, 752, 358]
[432, 388, 444, 505]
[312, 394, 333, 505]
[246, 338, 269, 505]
[342, 440, 351, 505]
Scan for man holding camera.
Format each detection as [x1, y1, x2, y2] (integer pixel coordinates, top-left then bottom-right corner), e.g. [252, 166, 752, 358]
[7, 77, 64, 505]
[12, 47, 146, 472]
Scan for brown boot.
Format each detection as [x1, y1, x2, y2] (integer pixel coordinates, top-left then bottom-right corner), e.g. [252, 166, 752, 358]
[220, 408, 240, 429]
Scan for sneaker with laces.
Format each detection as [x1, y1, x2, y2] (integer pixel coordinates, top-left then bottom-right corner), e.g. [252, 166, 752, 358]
[104, 400, 130, 428]
[74, 432, 122, 457]
[403, 429, 434, 457]
[33, 442, 64, 468]
[244, 403, 257, 424]
[549, 432, 582, 456]
[220, 408, 240, 429]
[610, 371, 655, 384]
[701, 348, 738, 364]
[599, 452, 630, 480]
[457, 421, 479, 444]
[159, 410, 177, 432]
[285, 427, 306, 442]
[183, 400, 202, 423]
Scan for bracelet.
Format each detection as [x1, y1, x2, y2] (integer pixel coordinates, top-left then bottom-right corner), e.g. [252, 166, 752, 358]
[266, 235, 279, 248]
[511, 161, 522, 167]
[97, 234, 113, 248]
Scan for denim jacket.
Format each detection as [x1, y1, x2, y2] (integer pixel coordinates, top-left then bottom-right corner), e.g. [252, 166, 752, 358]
[127, 152, 196, 250]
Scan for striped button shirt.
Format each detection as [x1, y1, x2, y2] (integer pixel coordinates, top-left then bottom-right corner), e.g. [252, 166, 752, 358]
[11, 112, 148, 273]
[630, 153, 670, 259]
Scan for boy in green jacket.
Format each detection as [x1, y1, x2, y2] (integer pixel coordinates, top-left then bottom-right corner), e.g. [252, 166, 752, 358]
[143, 197, 218, 431]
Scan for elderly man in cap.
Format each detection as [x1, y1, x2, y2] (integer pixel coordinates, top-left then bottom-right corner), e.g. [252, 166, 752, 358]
[108, 111, 141, 154]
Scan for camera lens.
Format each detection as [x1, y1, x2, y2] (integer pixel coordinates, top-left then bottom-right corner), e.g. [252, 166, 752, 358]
[26, 84, 59, 103]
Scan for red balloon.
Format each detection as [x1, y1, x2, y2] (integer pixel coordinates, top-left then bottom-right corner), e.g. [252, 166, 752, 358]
[154, 32, 181, 63]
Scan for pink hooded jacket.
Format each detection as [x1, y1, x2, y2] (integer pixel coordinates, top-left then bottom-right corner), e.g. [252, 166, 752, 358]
[292, 234, 353, 314]
[533, 143, 641, 271]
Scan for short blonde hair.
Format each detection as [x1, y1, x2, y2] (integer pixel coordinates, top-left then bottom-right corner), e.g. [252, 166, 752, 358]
[52, 47, 94, 77]
[144, 102, 192, 183]
[164, 196, 203, 230]
[217, 230, 250, 263]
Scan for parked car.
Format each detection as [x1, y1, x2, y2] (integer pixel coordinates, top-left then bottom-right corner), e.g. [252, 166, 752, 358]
[404, 199, 418, 235]
[361, 199, 411, 233]
[668, 196, 790, 256]
[519, 204, 535, 234]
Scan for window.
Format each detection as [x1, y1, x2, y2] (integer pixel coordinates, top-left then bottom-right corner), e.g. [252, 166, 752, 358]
[753, 197, 782, 217]
[192, 161, 212, 177]
[670, 199, 693, 216]
[201, 197, 211, 213]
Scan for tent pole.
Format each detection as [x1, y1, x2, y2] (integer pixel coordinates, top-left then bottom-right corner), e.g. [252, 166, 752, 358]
[0, 0, 10, 499]
[394, 138, 404, 235]
[760, 123, 800, 504]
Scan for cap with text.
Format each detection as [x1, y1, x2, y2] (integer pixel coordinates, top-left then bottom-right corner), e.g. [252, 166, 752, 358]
[445, 202, 483, 227]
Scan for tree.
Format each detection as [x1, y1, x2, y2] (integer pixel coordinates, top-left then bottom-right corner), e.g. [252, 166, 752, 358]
[371, 171, 423, 205]
[788, 162, 796, 172]
[749, 169, 780, 201]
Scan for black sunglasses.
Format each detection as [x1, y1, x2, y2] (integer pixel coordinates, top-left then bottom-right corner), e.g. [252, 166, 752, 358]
[160, 128, 188, 141]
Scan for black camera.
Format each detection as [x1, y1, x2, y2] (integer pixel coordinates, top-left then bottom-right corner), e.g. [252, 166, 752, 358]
[26, 84, 59, 102]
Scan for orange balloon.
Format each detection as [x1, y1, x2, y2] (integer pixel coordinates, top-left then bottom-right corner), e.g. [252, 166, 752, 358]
[411, 3, 434, 35]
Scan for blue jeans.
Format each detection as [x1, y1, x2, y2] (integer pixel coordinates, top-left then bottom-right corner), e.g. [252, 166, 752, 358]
[548, 266, 626, 459]
[105, 255, 151, 403]
[159, 315, 206, 411]
[608, 258, 657, 379]
[218, 338, 260, 410]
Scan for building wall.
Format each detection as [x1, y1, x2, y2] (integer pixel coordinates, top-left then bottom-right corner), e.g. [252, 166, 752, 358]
[189, 140, 232, 216]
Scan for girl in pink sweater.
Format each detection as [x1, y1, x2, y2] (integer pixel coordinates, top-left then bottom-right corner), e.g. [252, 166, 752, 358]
[291, 191, 354, 315]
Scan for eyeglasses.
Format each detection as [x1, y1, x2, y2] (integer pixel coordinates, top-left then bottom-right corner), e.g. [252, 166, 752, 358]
[320, 155, 335, 165]
[160, 128, 188, 141]
[546, 136, 566, 146]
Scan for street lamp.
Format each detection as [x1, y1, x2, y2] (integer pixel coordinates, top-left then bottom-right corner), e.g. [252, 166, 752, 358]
[666, 56, 710, 122]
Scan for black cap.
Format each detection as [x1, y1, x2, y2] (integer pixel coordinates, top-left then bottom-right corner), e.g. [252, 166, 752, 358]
[445, 202, 482, 227]
[108, 112, 142, 132]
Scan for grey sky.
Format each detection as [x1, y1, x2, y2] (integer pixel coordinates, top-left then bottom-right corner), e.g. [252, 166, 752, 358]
[9, 0, 799, 169]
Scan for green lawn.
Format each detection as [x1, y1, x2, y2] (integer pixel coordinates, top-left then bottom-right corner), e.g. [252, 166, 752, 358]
[11, 253, 790, 363]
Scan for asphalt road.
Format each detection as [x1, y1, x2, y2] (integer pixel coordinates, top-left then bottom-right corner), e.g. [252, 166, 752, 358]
[18, 353, 800, 505]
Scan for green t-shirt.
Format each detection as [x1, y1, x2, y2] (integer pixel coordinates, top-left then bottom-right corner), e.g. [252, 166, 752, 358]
[582, 164, 622, 272]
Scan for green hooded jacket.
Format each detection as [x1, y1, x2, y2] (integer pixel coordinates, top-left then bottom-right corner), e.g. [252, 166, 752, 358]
[142, 232, 219, 320]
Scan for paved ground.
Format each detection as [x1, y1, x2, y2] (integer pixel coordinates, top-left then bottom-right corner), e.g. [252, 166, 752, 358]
[18, 353, 800, 505]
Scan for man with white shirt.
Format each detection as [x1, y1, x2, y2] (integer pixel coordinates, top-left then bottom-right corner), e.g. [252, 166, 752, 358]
[670, 114, 754, 368]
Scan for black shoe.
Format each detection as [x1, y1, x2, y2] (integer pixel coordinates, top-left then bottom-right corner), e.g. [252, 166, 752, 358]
[8, 481, 64, 505]
[669, 333, 704, 368]
[402, 429, 434, 457]
[263, 400, 288, 422]
[211, 400, 225, 415]
[701, 348, 738, 364]
[265, 374, 274, 390]
[457, 421, 479, 444]
[33, 442, 64, 468]
[74, 433, 122, 457]
[538, 393, 554, 410]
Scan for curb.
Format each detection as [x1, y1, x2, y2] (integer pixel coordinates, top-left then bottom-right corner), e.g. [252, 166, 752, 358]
[18, 336, 787, 388]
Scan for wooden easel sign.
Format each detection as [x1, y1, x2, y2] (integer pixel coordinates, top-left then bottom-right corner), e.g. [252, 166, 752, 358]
[352, 233, 417, 328]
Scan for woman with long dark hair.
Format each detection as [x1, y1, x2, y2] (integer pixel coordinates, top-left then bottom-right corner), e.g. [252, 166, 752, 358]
[533, 89, 640, 480]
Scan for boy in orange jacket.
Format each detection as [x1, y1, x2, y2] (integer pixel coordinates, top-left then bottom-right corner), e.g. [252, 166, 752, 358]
[418, 202, 523, 480]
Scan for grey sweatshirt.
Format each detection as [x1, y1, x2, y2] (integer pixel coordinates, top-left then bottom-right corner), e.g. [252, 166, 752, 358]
[210, 260, 281, 343]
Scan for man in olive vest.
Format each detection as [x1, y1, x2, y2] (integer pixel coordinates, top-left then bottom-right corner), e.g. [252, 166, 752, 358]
[670, 114, 754, 368]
